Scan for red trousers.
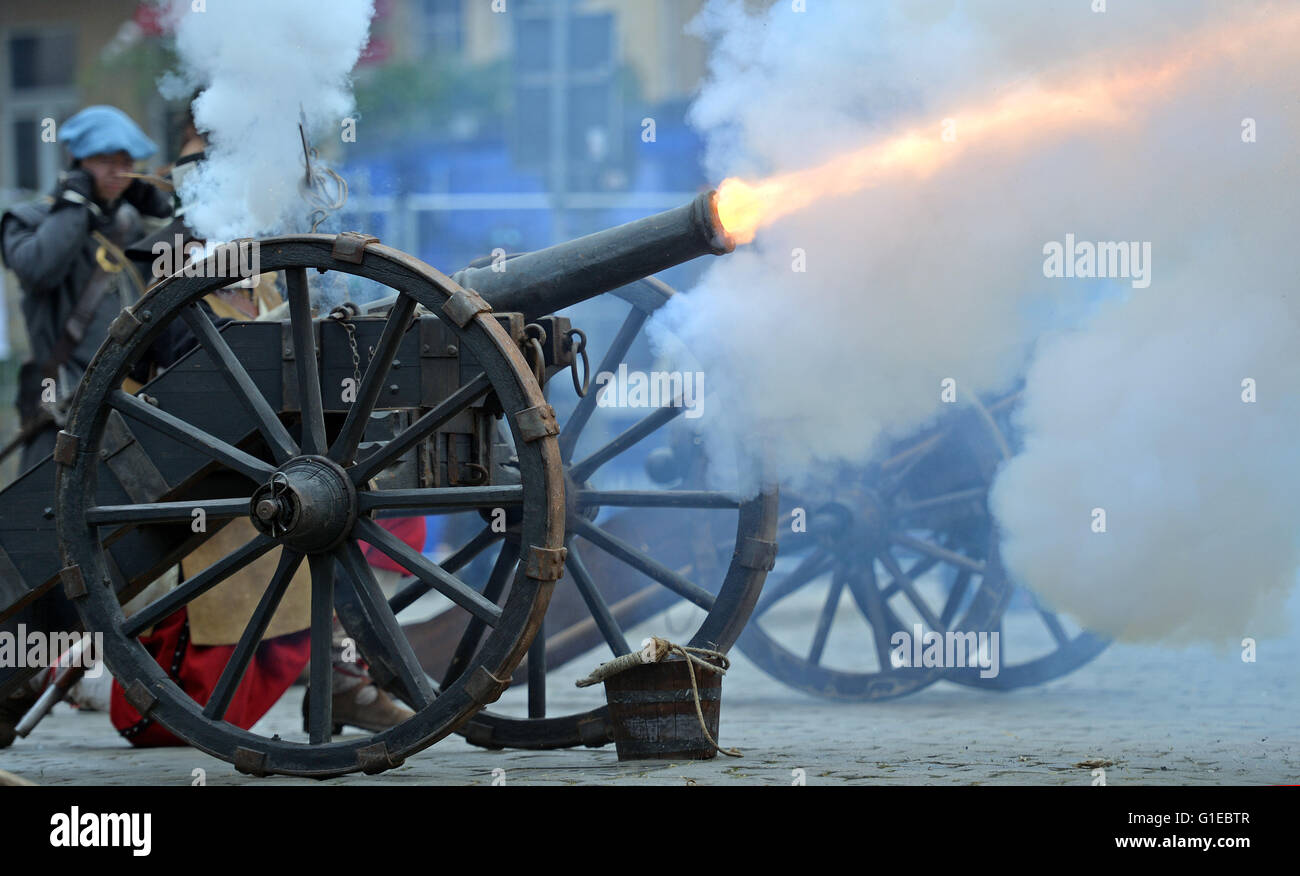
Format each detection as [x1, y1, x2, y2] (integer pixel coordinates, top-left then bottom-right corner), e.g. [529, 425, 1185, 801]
[109, 607, 310, 746]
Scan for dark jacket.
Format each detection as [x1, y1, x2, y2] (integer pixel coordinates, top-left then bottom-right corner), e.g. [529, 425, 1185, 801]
[1, 194, 147, 378]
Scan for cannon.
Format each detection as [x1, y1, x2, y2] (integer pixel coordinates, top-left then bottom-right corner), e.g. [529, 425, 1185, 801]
[0, 191, 777, 776]
[734, 387, 1109, 700]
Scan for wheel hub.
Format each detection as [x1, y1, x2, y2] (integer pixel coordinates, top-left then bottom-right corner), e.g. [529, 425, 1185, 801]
[855, 489, 891, 548]
[249, 455, 358, 553]
[814, 489, 891, 556]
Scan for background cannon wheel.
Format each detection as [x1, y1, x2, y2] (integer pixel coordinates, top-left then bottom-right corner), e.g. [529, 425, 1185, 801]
[945, 618, 1109, 690]
[735, 394, 1019, 701]
[389, 278, 778, 749]
[944, 394, 1109, 689]
[55, 236, 564, 778]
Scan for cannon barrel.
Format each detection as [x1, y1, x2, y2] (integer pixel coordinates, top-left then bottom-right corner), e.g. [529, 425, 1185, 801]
[452, 190, 734, 321]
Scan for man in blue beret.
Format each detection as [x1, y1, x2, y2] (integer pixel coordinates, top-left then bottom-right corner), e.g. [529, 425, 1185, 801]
[0, 105, 172, 747]
[0, 105, 172, 473]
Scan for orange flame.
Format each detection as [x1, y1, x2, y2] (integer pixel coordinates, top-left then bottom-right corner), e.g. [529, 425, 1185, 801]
[714, 7, 1299, 245]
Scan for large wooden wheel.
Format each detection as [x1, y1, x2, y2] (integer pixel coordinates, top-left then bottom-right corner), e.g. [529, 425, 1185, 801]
[54, 236, 564, 777]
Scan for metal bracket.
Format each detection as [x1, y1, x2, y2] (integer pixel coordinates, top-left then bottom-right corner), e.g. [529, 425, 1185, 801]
[516, 404, 558, 442]
[233, 747, 268, 777]
[442, 288, 492, 327]
[525, 545, 567, 582]
[357, 742, 404, 775]
[492, 312, 525, 344]
[101, 411, 171, 503]
[52, 430, 78, 465]
[108, 307, 143, 344]
[280, 319, 323, 411]
[59, 563, 87, 599]
[734, 537, 778, 571]
[465, 666, 509, 706]
[124, 680, 158, 717]
[331, 231, 380, 264]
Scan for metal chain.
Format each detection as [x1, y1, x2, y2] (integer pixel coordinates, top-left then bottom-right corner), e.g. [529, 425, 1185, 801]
[328, 303, 362, 389]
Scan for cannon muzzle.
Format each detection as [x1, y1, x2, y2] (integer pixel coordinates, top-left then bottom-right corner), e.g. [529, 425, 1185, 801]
[453, 190, 734, 321]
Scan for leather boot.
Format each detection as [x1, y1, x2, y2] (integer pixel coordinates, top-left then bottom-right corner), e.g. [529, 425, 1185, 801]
[301, 683, 414, 734]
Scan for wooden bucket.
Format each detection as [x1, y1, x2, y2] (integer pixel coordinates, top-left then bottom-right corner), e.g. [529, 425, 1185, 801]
[603, 656, 723, 761]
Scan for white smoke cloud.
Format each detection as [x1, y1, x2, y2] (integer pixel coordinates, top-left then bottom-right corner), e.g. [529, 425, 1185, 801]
[160, 0, 374, 242]
[654, 0, 1300, 643]
[990, 118, 1300, 645]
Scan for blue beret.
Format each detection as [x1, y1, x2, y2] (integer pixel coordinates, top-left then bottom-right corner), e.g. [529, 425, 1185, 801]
[60, 105, 157, 161]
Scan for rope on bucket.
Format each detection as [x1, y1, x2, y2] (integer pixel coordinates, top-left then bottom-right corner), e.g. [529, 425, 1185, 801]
[576, 636, 742, 758]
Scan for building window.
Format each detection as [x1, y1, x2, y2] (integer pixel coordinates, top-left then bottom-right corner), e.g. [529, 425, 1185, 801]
[8, 32, 77, 90]
[2, 28, 79, 195]
[417, 0, 463, 54]
[11, 117, 38, 191]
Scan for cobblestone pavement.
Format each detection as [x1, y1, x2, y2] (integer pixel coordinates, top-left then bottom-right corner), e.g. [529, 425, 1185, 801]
[3, 588, 1296, 786]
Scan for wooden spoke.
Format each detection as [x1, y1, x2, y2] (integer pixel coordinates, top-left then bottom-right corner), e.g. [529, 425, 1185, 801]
[122, 534, 277, 637]
[939, 569, 973, 629]
[878, 431, 946, 491]
[894, 487, 987, 516]
[350, 373, 491, 485]
[753, 547, 833, 618]
[389, 526, 500, 615]
[570, 516, 714, 610]
[574, 490, 740, 510]
[285, 267, 328, 455]
[565, 543, 633, 657]
[353, 517, 501, 626]
[848, 561, 899, 670]
[890, 532, 986, 574]
[335, 541, 436, 710]
[879, 554, 942, 601]
[306, 553, 335, 745]
[808, 569, 846, 666]
[568, 402, 685, 483]
[878, 550, 946, 634]
[181, 302, 298, 463]
[328, 294, 418, 464]
[203, 549, 303, 720]
[87, 497, 249, 526]
[358, 485, 523, 514]
[442, 544, 518, 689]
[110, 390, 273, 484]
[1039, 609, 1070, 646]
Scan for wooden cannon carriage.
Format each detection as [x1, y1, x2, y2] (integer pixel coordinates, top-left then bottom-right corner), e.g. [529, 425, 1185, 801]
[0, 192, 778, 777]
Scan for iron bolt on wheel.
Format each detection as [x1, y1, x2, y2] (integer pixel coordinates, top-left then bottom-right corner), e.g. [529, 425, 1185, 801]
[55, 235, 564, 778]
